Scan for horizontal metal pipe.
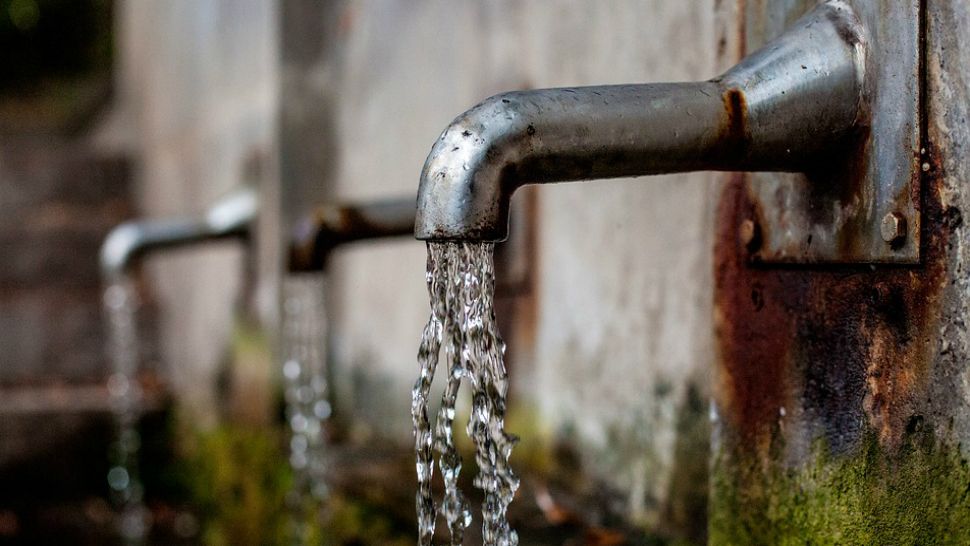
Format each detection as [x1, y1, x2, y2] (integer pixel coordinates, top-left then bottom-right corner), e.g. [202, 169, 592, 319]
[100, 187, 257, 279]
[287, 197, 417, 272]
[415, 1, 865, 241]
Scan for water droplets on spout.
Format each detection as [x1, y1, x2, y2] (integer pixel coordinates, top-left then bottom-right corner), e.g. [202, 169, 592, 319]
[412, 242, 519, 546]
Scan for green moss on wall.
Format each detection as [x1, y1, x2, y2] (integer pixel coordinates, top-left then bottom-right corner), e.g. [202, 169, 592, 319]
[710, 429, 970, 545]
[182, 426, 294, 546]
[663, 383, 710, 545]
[178, 424, 418, 546]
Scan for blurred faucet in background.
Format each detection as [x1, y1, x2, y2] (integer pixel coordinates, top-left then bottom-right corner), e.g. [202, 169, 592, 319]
[100, 186, 258, 280]
[286, 197, 416, 273]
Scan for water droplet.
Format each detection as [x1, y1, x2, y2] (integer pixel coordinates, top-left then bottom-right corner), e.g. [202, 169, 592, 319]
[290, 452, 308, 469]
[119, 507, 148, 539]
[313, 400, 332, 419]
[291, 434, 308, 453]
[107, 373, 130, 398]
[311, 482, 329, 500]
[296, 385, 314, 403]
[107, 466, 130, 491]
[290, 413, 308, 433]
[283, 359, 301, 380]
[103, 284, 130, 310]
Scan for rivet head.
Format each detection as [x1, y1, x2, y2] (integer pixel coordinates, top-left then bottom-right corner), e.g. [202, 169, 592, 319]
[881, 212, 907, 244]
[739, 219, 761, 251]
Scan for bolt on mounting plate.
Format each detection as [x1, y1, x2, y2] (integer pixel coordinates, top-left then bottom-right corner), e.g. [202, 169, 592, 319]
[743, 0, 923, 264]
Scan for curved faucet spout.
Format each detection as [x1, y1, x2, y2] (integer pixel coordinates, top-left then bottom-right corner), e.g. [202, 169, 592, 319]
[287, 197, 417, 272]
[100, 187, 258, 279]
[415, 1, 865, 241]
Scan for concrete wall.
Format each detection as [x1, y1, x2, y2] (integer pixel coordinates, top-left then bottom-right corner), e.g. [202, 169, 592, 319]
[0, 141, 131, 384]
[119, 0, 730, 536]
[115, 0, 278, 424]
[82, 1, 970, 542]
[304, 0, 721, 532]
[133, 0, 970, 540]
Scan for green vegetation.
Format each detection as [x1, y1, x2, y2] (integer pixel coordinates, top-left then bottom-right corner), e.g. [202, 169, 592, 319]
[0, 0, 112, 90]
[324, 495, 413, 546]
[663, 384, 710, 545]
[176, 423, 418, 546]
[181, 426, 294, 546]
[710, 429, 970, 545]
[0, 0, 114, 131]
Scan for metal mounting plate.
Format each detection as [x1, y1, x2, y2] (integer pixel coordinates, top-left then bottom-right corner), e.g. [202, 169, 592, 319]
[744, 0, 922, 264]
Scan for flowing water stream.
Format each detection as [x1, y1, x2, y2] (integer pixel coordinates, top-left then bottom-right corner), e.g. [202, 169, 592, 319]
[412, 242, 519, 546]
[281, 273, 331, 538]
[103, 277, 149, 544]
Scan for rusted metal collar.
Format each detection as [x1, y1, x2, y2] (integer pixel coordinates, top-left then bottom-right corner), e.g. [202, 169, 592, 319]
[287, 198, 416, 272]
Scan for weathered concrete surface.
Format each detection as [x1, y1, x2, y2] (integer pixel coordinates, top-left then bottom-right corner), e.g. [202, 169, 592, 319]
[0, 142, 133, 383]
[0, 140, 145, 470]
[98, 1, 970, 542]
[306, 1, 720, 537]
[518, 6, 718, 533]
[709, 0, 970, 543]
[114, 0, 277, 424]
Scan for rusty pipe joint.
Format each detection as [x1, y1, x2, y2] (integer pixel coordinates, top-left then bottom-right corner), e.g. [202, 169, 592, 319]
[415, 1, 865, 242]
[99, 187, 258, 279]
[287, 198, 417, 272]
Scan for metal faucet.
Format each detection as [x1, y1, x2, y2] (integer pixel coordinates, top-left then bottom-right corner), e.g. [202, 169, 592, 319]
[415, 2, 872, 244]
[100, 187, 258, 279]
[287, 197, 416, 272]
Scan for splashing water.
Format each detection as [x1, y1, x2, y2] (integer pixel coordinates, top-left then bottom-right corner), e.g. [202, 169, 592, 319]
[281, 273, 331, 537]
[103, 278, 150, 544]
[412, 242, 519, 546]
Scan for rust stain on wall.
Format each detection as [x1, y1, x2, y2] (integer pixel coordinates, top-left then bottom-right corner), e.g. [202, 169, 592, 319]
[714, 172, 802, 454]
[714, 148, 950, 455]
